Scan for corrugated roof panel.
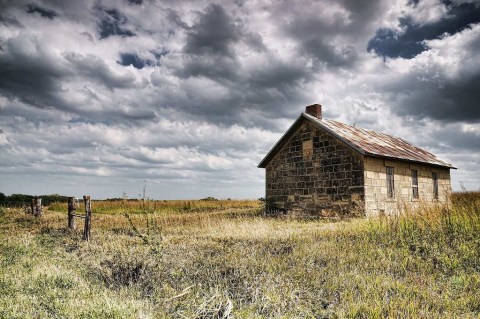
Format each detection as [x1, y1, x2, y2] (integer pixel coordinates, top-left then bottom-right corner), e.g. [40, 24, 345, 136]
[303, 113, 454, 168]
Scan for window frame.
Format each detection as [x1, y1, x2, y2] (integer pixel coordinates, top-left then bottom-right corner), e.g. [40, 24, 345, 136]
[432, 172, 439, 199]
[386, 166, 395, 199]
[411, 169, 419, 199]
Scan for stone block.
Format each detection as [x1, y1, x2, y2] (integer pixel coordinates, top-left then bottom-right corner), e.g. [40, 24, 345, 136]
[366, 157, 383, 164]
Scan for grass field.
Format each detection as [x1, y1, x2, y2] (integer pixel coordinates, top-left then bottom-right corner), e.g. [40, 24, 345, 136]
[48, 198, 261, 215]
[1, 194, 479, 318]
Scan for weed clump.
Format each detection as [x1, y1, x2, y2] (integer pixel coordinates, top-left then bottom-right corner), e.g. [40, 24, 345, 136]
[99, 250, 159, 289]
[194, 291, 233, 319]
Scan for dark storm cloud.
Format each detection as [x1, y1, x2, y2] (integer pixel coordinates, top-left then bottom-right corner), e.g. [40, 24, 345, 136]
[178, 55, 240, 81]
[302, 39, 357, 68]
[0, 37, 71, 111]
[275, 0, 389, 69]
[368, 1, 480, 59]
[249, 62, 310, 90]
[0, 32, 137, 120]
[63, 52, 136, 90]
[0, 36, 136, 112]
[118, 52, 155, 69]
[283, 11, 358, 68]
[0, 14, 21, 27]
[184, 4, 241, 58]
[341, 0, 386, 23]
[162, 2, 309, 126]
[175, 4, 244, 83]
[166, 58, 311, 128]
[26, 3, 57, 19]
[178, 3, 265, 81]
[165, 9, 190, 30]
[388, 71, 480, 123]
[97, 7, 135, 39]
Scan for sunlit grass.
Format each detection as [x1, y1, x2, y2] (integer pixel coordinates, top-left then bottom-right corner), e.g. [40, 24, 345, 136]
[49, 198, 262, 215]
[1, 193, 479, 318]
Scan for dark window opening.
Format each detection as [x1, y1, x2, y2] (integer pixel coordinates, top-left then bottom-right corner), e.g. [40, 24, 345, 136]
[412, 169, 419, 199]
[432, 172, 439, 199]
[386, 166, 395, 199]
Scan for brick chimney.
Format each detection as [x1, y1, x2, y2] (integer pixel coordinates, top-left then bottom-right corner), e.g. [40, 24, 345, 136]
[305, 104, 322, 119]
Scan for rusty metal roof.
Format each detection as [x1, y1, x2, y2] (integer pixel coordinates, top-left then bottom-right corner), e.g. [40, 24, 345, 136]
[258, 113, 455, 168]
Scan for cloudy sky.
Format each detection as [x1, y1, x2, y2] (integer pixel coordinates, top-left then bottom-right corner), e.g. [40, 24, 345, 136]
[0, 0, 479, 199]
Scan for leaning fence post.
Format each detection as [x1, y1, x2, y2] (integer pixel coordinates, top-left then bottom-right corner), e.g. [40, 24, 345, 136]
[68, 197, 76, 230]
[33, 198, 42, 217]
[83, 195, 91, 241]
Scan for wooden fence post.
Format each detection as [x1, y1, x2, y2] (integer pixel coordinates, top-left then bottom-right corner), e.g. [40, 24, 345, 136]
[33, 198, 42, 217]
[30, 199, 35, 215]
[67, 197, 76, 230]
[83, 195, 91, 241]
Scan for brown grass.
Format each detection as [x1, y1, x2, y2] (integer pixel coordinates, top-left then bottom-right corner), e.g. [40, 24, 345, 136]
[1, 193, 479, 318]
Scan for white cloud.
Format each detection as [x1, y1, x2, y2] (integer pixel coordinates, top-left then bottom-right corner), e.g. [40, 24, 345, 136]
[409, 0, 447, 25]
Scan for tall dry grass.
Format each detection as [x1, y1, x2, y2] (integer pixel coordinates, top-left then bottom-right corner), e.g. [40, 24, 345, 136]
[1, 193, 479, 318]
[368, 191, 480, 275]
[49, 198, 261, 215]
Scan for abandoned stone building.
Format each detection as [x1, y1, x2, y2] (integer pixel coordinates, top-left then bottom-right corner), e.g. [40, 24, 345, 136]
[258, 104, 455, 216]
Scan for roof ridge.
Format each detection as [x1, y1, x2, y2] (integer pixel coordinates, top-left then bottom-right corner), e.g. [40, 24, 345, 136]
[258, 113, 455, 169]
[305, 114, 454, 168]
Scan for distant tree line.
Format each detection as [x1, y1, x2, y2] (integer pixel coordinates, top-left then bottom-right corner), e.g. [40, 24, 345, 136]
[0, 193, 68, 206]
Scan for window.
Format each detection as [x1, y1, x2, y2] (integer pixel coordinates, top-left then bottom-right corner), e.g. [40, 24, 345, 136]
[386, 166, 395, 199]
[411, 170, 419, 199]
[302, 140, 313, 160]
[432, 172, 439, 199]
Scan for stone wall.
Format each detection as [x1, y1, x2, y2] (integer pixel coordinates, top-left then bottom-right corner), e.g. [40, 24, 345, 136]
[265, 120, 364, 216]
[364, 156, 452, 216]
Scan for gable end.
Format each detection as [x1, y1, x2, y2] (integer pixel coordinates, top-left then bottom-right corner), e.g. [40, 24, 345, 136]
[258, 113, 365, 168]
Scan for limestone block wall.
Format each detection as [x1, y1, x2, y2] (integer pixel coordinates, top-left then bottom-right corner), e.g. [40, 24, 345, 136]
[364, 156, 452, 216]
[265, 120, 364, 216]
